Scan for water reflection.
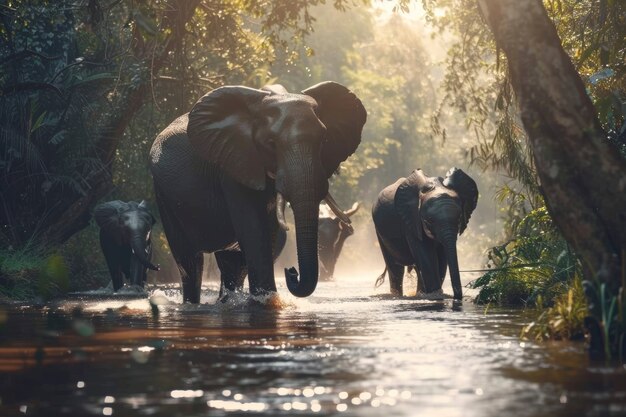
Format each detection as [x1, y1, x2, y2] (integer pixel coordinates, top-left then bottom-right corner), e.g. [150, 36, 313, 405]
[0, 278, 625, 416]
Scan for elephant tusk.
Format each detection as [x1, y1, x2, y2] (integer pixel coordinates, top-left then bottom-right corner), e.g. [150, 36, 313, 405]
[324, 193, 352, 225]
[344, 202, 360, 218]
[266, 171, 276, 179]
[276, 192, 290, 231]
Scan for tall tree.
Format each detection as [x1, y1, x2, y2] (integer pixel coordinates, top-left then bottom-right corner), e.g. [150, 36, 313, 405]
[475, 0, 625, 290]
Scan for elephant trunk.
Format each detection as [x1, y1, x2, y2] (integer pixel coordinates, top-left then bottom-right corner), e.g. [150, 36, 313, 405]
[281, 147, 326, 298]
[440, 228, 462, 300]
[286, 198, 320, 297]
[130, 234, 160, 271]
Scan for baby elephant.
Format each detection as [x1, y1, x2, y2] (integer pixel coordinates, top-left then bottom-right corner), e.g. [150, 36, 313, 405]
[318, 202, 360, 280]
[94, 200, 160, 291]
[372, 168, 478, 300]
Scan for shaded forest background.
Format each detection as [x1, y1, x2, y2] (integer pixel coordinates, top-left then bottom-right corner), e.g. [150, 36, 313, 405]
[1, 0, 625, 352]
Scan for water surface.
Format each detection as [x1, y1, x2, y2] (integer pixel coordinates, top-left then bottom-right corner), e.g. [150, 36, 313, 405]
[1, 277, 625, 416]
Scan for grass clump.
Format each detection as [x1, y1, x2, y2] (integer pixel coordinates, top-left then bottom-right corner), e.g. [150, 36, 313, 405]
[0, 247, 70, 300]
[521, 276, 587, 341]
[583, 278, 626, 361]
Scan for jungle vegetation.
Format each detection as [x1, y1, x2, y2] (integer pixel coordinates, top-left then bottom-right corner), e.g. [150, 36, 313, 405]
[1, 1, 625, 357]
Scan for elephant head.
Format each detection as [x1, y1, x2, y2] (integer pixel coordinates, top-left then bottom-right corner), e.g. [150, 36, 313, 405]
[394, 168, 478, 299]
[186, 82, 366, 297]
[318, 201, 360, 280]
[94, 200, 159, 272]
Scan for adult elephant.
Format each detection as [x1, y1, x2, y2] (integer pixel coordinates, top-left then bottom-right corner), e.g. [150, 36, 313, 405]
[318, 202, 360, 280]
[150, 82, 366, 303]
[94, 200, 160, 291]
[372, 168, 478, 300]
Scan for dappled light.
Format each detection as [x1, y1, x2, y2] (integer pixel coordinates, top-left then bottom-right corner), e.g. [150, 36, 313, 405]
[2, 281, 626, 416]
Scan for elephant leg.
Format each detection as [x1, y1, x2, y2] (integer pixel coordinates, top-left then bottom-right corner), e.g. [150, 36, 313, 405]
[215, 250, 248, 298]
[221, 178, 276, 295]
[376, 233, 405, 296]
[129, 255, 144, 287]
[100, 232, 124, 291]
[388, 262, 405, 297]
[436, 244, 447, 286]
[121, 250, 132, 285]
[176, 252, 204, 303]
[412, 238, 441, 293]
[154, 186, 203, 301]
[415, 267, 426, 294]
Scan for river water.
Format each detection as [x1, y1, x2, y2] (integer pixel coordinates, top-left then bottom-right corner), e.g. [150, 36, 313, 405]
[1, 276, 625, 417]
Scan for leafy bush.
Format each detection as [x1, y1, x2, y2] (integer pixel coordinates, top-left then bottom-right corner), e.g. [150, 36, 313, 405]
[0, 248, 69, 300]
[471, 206, 580, 307]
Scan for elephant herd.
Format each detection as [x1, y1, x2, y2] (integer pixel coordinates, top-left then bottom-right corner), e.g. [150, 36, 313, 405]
[95, 81, 478, 302]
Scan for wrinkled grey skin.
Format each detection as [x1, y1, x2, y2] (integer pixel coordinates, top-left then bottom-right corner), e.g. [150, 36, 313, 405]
[318, 202, 359, 280]
[149, 82, 366, 303]
[94, 200, 159, 291]
[372, 168, 478, 300]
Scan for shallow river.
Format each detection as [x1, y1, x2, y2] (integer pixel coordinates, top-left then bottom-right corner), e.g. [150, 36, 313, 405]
[1, 276, 625, 417]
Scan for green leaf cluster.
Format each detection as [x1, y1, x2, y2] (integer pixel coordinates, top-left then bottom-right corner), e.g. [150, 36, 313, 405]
[471, 206, 581, 307]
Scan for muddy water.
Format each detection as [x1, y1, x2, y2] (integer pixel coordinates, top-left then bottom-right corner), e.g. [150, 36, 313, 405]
[1, 277, 625, 417]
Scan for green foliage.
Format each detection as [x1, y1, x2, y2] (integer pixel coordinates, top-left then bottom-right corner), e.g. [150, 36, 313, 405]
[57, 222, 110, 291]
[584, 279, 626, 361]
[522, 276, 587, 341]
[0, 247, 69, 300]
[471, 206, 581, 306]
[546, 0, 626, 151]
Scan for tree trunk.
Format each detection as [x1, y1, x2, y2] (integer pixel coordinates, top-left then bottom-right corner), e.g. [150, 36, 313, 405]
[476, 0, 626, 289]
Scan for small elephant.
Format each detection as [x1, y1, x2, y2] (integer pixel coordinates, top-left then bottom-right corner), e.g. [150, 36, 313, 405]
[149, 82, 366, 302]
[94, 200, 160, 291]
[372, 168, 478, 300]
[318, 202, 360, 280]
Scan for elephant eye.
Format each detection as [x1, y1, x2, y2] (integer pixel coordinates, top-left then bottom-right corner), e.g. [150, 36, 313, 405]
[421, 182, 435, 193]
[259, 106, 280, 120]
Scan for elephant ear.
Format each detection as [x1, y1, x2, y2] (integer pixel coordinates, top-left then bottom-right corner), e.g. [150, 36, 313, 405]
[394, 170, 423, 241]
[443, 167, 479, 235]
[302, 82, 367, 177]
[187, 86, 270, 191]
[94, 200, 128, 234]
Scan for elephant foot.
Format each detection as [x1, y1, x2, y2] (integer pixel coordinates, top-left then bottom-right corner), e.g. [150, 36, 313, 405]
[218, 292, 230, 304]
[415, 289, 445, 300]
[248, 291, 285, 310]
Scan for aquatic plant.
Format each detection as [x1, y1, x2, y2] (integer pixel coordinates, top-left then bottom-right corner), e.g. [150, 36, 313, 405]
[521, 276, 587, 341]
[583, 277, 626, 361]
